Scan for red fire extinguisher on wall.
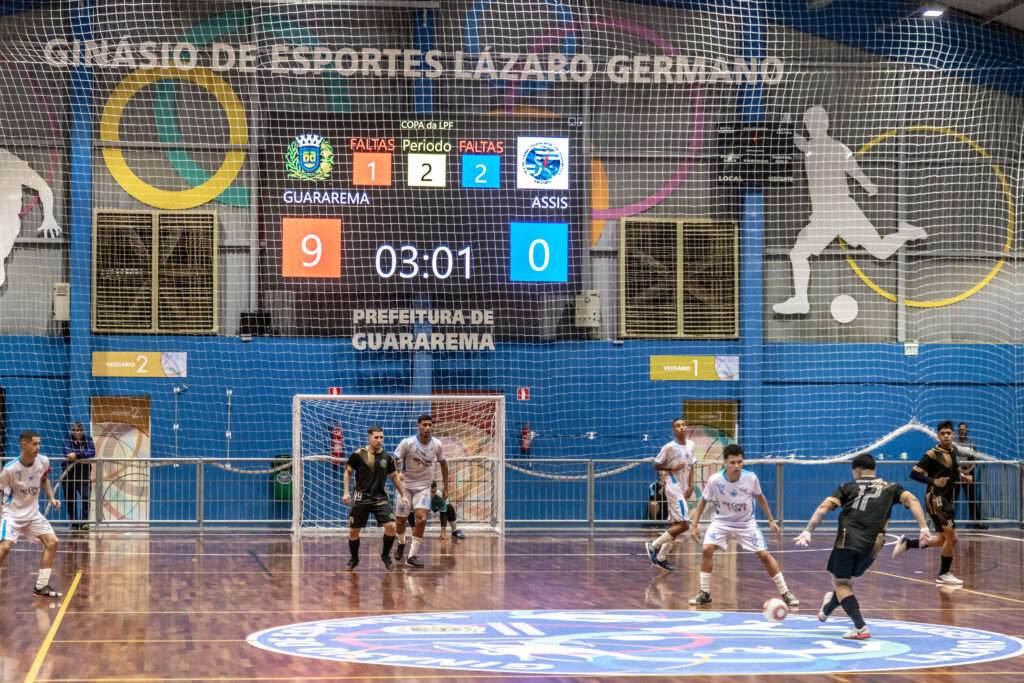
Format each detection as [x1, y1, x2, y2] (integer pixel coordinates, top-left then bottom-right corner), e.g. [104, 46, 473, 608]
[331, 425, 345, 466]
[520, 424, 532, 455]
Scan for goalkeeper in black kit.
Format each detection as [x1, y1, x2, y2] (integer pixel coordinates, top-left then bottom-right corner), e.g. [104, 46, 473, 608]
[891, 420, 972, 586]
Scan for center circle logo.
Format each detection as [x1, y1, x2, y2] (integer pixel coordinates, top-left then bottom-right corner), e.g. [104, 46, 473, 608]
[247, 609, 1024, 676]
[522, 142, 564, 183]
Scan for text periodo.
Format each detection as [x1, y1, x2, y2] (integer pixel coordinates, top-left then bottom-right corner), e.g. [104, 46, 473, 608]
[42, 40, 785, 84]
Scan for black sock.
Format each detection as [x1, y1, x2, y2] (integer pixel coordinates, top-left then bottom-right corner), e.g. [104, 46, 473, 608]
[906, 538, 920, 549]
[349, 538, 360, 560]
[940, 554, 952, 576]
[382, 534, 395, 557]
[824, 592, 841, 615]
[840, 595, 866, 629]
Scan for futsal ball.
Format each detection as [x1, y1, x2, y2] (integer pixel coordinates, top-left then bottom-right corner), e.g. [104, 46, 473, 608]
[762, 597, 788, 622]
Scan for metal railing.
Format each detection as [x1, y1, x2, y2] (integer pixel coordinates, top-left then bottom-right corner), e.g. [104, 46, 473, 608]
[38, 456, 1023, 530]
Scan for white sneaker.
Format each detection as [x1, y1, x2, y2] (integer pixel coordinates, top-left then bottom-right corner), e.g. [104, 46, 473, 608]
[936, 573, 963, 585]
[843, 625, 871, 640]
[891, 535, 908, 559]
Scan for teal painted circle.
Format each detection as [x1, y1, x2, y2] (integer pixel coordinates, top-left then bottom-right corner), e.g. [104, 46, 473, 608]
[247, 609, 1024, 675]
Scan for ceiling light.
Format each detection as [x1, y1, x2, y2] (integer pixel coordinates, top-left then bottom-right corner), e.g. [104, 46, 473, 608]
[922, 7, 944, 17]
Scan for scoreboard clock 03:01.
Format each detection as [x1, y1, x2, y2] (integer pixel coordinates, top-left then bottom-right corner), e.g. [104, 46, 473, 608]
[374, 243, 472, 280]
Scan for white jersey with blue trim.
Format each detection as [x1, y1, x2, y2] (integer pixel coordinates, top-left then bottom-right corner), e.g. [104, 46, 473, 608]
[1, 455, 50, 522]
[394, 435, 445, 489]
[701, 469, 762, 528]
[654, 438, 695, 494]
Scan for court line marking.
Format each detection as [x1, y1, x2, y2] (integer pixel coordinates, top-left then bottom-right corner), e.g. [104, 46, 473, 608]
[25, 570, 83, 683]
[974, 532, 1024, 543]
[871, 569, 1024, 605]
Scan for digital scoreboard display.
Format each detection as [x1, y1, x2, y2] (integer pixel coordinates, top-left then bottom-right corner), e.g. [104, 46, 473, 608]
[261, 114, 584, 337]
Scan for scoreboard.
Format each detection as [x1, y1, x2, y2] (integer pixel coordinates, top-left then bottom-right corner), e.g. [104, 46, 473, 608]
[261, 114, 584, 336]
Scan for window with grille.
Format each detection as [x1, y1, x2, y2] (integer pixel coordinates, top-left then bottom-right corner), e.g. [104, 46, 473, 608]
[92, 210, 217, 333]
[620, 218, 737, 338]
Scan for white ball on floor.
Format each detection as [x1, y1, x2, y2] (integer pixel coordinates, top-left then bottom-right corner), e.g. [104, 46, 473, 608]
[762, 597, 788, 622]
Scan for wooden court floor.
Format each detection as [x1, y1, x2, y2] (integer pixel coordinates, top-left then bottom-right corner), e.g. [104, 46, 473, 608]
[0, 527, 1021, 682]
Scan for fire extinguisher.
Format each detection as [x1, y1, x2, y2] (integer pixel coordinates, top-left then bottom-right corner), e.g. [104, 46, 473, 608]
[331, 425, 345, 466]
[520, 424, 532, 455]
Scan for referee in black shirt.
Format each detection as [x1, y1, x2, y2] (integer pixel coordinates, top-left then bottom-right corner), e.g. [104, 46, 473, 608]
[796, 453, 930, 640]
[892, 420, 972, 586]
[342, 426, 410, 571]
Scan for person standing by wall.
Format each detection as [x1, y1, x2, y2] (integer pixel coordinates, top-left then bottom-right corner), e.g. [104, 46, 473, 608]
[62, 422, 95, 531]
[955, 422, 986, 530]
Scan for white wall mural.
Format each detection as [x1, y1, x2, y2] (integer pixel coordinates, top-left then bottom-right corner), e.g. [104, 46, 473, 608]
[774, 106, 927, 317]
[0, 147, 62, 286]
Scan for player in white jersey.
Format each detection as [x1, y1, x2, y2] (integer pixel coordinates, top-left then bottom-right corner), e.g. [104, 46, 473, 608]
[392, 414, 450, 568]
[0, 430, 63, 598]
[689, 443, 798, 608]
[644, 418, 695, 571]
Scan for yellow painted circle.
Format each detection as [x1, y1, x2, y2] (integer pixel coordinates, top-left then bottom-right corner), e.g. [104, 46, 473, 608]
[843, 125, 1013, 308]
[100, 67, 247, 210]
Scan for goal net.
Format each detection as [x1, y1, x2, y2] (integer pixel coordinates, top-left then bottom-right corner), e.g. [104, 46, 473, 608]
[292, 394, 505, 533]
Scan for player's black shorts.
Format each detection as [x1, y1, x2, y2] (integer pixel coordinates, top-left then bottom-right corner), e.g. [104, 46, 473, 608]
[827, 547, 876, 579]
[349, 496, 395, 529]
[926, 492, 956, 531]
[439, 505, 457, 524]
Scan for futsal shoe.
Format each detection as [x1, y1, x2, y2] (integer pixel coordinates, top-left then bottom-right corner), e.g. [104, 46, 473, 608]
[394, 542, 405, 560]
[780, 590, 800, 607]
[689, 590, 712, 605]
[453, 530, 465, 538]
[381, 554, 394, 570]
[818, 592, 835, 622]
[406, 555, 425, 568]
[654, 558, 675, 571]
[644, 542, 659, 566]
[936, 573, 963, 585]
[345, 558, 359, 571]
[843, 625, 871, 640]
[891, 535, 908, 559]
[33, 585, 62, 598]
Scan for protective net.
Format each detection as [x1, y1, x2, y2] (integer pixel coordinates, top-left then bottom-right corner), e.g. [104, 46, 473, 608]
[293, 394, 504, 532]
[0, 1, 1020, 529]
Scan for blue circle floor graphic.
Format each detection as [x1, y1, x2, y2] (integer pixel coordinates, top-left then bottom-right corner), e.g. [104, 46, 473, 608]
[247, 609, 1024, 676]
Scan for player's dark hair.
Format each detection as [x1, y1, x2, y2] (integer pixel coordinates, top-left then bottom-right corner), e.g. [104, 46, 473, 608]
[936, 420, 955, 433]
[957, 422, 968, 429]
[851, 453, 876, 471]
[722, 443, 743, 460]
[367, 425, 383, 435]
[417, 414, 433, 424]
[672, 418, 686, 426]
[20, 429, 39, 443]
[430, 480, 437, 487]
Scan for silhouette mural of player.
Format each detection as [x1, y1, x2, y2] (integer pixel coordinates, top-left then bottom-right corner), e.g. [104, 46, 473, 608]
[774, 106, 926, 315]
[0, 148, 62, 286]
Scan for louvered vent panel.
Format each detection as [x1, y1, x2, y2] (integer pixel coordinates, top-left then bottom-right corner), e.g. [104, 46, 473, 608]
[93, 211, 154, 331]
[621, 219, 679, 337]
[682, 222, 737, 337]
[157, 213, 217, 333]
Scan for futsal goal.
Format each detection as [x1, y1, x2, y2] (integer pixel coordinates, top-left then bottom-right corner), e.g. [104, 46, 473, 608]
[291, 394, 505, 533]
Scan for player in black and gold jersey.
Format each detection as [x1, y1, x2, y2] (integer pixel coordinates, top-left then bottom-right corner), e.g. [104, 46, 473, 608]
[892, 420, 973, 585]
[796, 453, 930, 640]
[342, 426, 409, 571]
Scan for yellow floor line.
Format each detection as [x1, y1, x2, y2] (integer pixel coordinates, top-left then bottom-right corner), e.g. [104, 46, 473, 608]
[25, 571, 83, 683]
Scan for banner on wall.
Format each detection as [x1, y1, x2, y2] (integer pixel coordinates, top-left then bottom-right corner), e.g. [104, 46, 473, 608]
[92, 351, 187, 377]
[650, 356, 739, 381]
[90, 396, 151, 523]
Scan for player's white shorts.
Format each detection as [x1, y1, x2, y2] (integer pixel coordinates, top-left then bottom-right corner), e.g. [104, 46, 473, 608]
[665, 486, 691, 523]
[0, 514, 54, 543]
[395, 486, 431, 517]
[701, 519, 767, 552]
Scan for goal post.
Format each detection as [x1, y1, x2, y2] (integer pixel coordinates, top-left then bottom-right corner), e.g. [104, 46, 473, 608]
[292, 394, 505, 534]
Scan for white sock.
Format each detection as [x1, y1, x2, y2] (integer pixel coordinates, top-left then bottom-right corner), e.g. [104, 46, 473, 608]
[397, 532, 406, 544]
[652, 532, 673, 549]
[700, 571, 711, 592]
[409, 536, 422, 558]
[36, 568, 51, 589]
[772, 572, 789, 593]
[657, 541, 673, 561]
